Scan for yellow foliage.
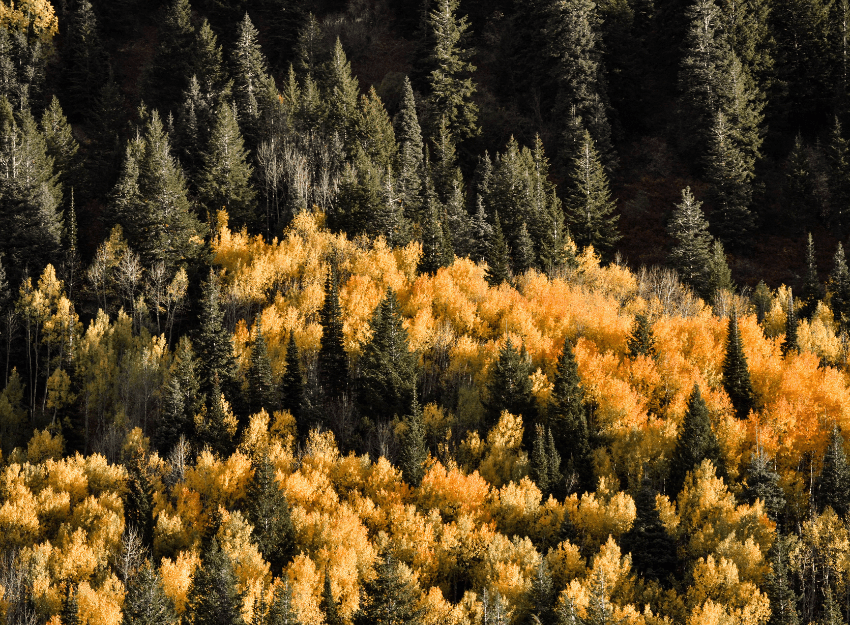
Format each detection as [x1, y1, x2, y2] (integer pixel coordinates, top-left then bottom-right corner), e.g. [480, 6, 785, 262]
[160, 550, 200, 614]
[27, 428, 65, 463]
[478, 411, 529, 487]
[76, 576, 124, 625]
[0, 0, 58, 39]
[564, 478, 636, 553]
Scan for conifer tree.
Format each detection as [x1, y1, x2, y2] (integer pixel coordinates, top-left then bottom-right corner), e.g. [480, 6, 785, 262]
[155, 336, 201, 454]
[627, 313, 656, 359]
[268, 580, 301, 625]
[400, 392, 427, 487]
[198, 102, 256, 230]
[751, 281, 773, 323]
[783, 134, 814, 230]
[124, 449, 154, 548]
[820, 586, 843, 625]
[706, 240, 735, 301]
[549, 339, 592, 492]
[186, 538, 245, 625]
[353, 552, 424, 625]
[325, 38, 360, 151]
[469, 198, 494, 263]
[122, 561, 179, 625]
[63, 583, 80, 625]
[531, 424, 552, 496]
[827, 118, 850, 235]
[485, 212, 512, 287]
[527, 558, 556, 625]
[514, 222, 536, 276]
[818, 426, 850, 515]
[668, 384, 723, 496]
[246, 454, 295, 575]
[318, 269, 348, 400]
[564, 131, 620, 259]
[419, 196, 450, 275]
[801, 233, 823, 319]
[63, 0, 107, 117]
[585, 569, 616, 625]
[485, 337, 535, 430]
[781, 293, 799, 356]
[621, 476, 678, 583]
[359, 288, 418, 421]
[320, 571, 343, 625]
[356, 87, 397, 172]
[743, 449, 786, 523]
[828, 243, 850, 329]
[231, 13, 276, 147]
[281, 332, 304, 424]
[248, 318, 277, 414]
[722, 312, 754, 420]
[144, 0, 195, 114]
[444, 180, 472, 258]
[668, 187, 713, 296]
[425, 0, 479, 142]
[200, 374, 235, 457]
[195, 270, 237, 399]
[431, 116, 463, 204]
[766, 535, 800, 625]
[395, 76, 425, 218]
[41, 96, 82, 205]
[192, 19, 232, 120]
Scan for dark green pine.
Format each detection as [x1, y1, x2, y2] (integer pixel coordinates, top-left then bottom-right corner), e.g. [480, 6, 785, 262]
[765, 535, 800, 625]
[143, 0, 195, 115]
[155, 336, 201, 455]
[781, 294, 799, 357]
[828, 118, 850, 236]
[584, 568, 616, 625]
[531, 424, 551, 497]
[485, 337, 536, 431]
[800, 233, 822, 319]
[485, 212, 512, 287]
[200, 374, 235, 458]
[545, 427, 564, 498]
[818, 426, 850, 515]
[63, 583, 80, 625]
[246, 454, 295, 576]
[626, 313, 656, 359]
[122, 561, 179, 625]
[706, 240, 735, 302]
[394, 76, 424, 219]
[722, 311, 755, 420]
[783, 134, 815, 231]
[195, 270, 237, 400]
[356, 87, 397, 172]
[124, 450, 155, 548]
[828, 243, 850, 329]
[353, 552, 425, 625]
[231, 13, 277, 148]
[468, 198, 493, 264]
[267, 579, 301, 625]
[324, 38, 361, 152]
[668, 384, 723, 496]
[41, 96, 82, 202]
[513, 221, 536, 276]
[63, 0, 108, 117]
[621, 475, 678, 585]
[321, 570, 344, 625]
[358, 288, 418, 421]
[743, 449, 786, 524]
[400, 392, 428, 488]
[248, 318, 277, 414]
[419, 194, 450, 275]
[281, 332, 304, 425]
[751, 281, 773, 324]
[318, 269, 349, 400]
[526, 558, 556, 625]
[667, 187, 713, 297]
[820, 586, 843, 625]
[549, 339, 592, 493]
[186, 538, 246, 625]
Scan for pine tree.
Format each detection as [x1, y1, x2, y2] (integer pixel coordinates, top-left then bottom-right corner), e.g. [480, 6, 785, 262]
[155, 336, 201, 454]
[752, 281, 773, 323]
[295, 13, 330, 80]
[124, 449, 154, 548]
[395, 76, 424, 219]
[231, 13, 277, 148]
[195, 270, 237, 400]
[485, 337, 536, 430]
[722, 311, 754, 420]
[627, 313, 656, 359]
[353, 552, 425, 625]
[818, 426, 850, 515]
[801, 233, 823, 319]
[246, 454, 295, 576]
[549, 339, 592, 493]
[706, 240, 735, 302]
[564, 131, 620, 260]
[320, 571, 343, 625]
[820, 586, 843, 625]
[248, 318, 277, 414]
[444, 180, 472, 258]
[743, 449, 786, 523]
[122, 561, 180, 625]
[621, 475, 678, 583]
[419, 195, 450, 275]
[514, 222, 536, 275]
[431, 116, 462, 204]
[198, 102, 256, 231]
[186, 538, 245, 625]
[63, 583, 80, 625]
[766, 535, 800, 625]
[783, 134, 814, 230]
[781, 293, 799, 356]
[485, 212, 512, 287]
[468, 198, 493, 263]
[41, 96, 82, 208]
[200, 374, 235, 457]
[668, 187, 713, 297]
[268, 580, 301, 625]
[318, 269, 348, 400]
[531, 424, 552, 496]
[192, 19, 232, 123]
[668, 384, 723, 496]
[143, 0, 195, 114]
[356, 87, 397, 172]
[359, 288, 418, 421]
[63, 0, 107, 118]
[325, 38, 361, 151]
[527, 558, 556, 625]
[400, 392, 428, 487]
[585, 568, 616, 625]
[827, 118, 850, 236]
[828, 243, 850, 329]
[281, 332, 304, 424]
[425, 0, 479, 142]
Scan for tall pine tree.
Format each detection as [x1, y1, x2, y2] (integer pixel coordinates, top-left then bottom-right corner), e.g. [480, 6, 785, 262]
[186, 538, 245, 625]
[318, 269, 348, 400]
[668, 384, 723, 496]
[668, 187, 713, 297]
[722, 311, 755, 419]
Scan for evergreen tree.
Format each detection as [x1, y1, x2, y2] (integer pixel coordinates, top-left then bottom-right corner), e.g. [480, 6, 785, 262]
[400, 392, 428, 487]
[784, 135, 816, 232]
[818, 426, 850, 515]
[743, 449, 786, 523]
[444, 180, 472, 258]
[63, 583, 80, 625]
[246, 454, 295, 575]
[124, 449, 154, 548]
[585, 568, 616, 625]
[41, 96, 82, 207]
[122, 561, 179, 625]
[353, 552, 424, 625]
[828, 243, 850, 329]
[195, 270, 237, 399]
[766, 535, 800, 625]
[200, 374, 235, 457]
[706, 240, 735, 302]
[198, 102, 256, 231]
[819, 586, 843, 625]
[248, 318, 277, 414]
[800, 233, 823, 318]
[186, 538, 245, 625]
[485, 337, 536, 431]
[526, 558, 556, 625]
[231, 13, 277, 148]
[358, 288, 418, 421]
[268, 580, 301, 625]
[324, 38, 361, 151]
[781, 293, 799, 356]
[546, 427, 564, 497]
[431, 116, 462, 204]
[564, 131, 620, 260]
[627, 313, 656, 359]
[752, 281, 773, 323]
[394, 76, 425, 219]
[281, 332, 304, 424]
[155, 336, 201, 455]
[531, 423, 552, 496]
[419, 195, 451, 275]
[668, 384, 723, 496]
[469, 198, 493, 263]
[549, 339, 592, 493]
[425, 0, 479, 142]
[722, 311, 754, 420]
[192, 19, 232, 123]
[318, 269, 348, 400]
[514, 222, 536, 276]
[485, 212, 512, 287]
[356, 87, 397, 172]
[294, 13, 329, 80]
[621, 476, 678, 583]
[827, 118, 850, 236]
[143, 0, 195, 114]
[668, 187, 713, 296]
[320, 571, 343, 625]
[63, 0, 108, 118]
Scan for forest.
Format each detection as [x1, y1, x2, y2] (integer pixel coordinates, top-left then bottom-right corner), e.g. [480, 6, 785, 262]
[2, 0, 850, 623]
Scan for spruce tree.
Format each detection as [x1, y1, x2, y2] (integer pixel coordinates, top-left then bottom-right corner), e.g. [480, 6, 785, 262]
[281, 332, 304, 424]
[200, 374, 235, 457]
[195, 270, 237, 400]
[192, 19, 233, 122]
[41, 96, 82, 209]
[324, 38, 361, 151]
[585, 569, 616, 625]
[818, 426, 850, 515]
[820, 586, 843, 625]
[627, 313, 656, 359]
[668, 384, 723, 496]
[356, 87, 397, 172]
[828, 118, 850, 236]
[268, 580, 301, 625]
[186, 538, 245, 625]
[514, 222, 536, 276]
[668, 187, 713, 296]
[400, 392, 428, 487]
[485, 337, 536, 431]
[144, 0, 195, 114]
[621, 476, 678, 584]
[63, 583, 80, 625]
[394, 76, 425, 219]
[124, 450, 154, 548]
[320, 571, 343, 625]
[318, 269, 348, 400]
[155, 336, 201, 455]
[469, 198, 493, 263]
[531, 424, 552, 497]
[485, 212, 512, 287]
[526, 558, 556, 625]
[783, 134, 814, 230]
[419, 196, 450, 275]
[248, 318, 277, 414]
[246, 454, 295, 575]
[549, 339, 592, 493]
[743, 449, 786, 523]
[122, 561, 180, 625]
[706, 240, 735, 302]
[828, 243, 850, 329]
[752, 281, 773, 324]
[564, 130, 620, 260]
[766, 535, 800, 625]
[722, 311, 754, 420]
[231, 13, 277, 148]
[353, 552, 424, 625]
[781, 293, 799, 357]
[358, 288, 418, 421]
[801, 233, 823, 319]
[198, 102, 256, 231]
[63, 0, 108, 118]
[425, 0, 479, 142]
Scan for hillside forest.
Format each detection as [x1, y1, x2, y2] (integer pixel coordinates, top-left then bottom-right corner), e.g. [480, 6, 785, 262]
[3, 0, 850, 624]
